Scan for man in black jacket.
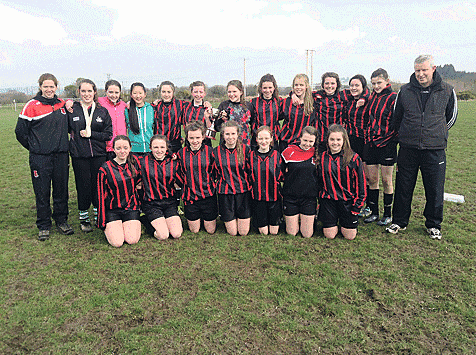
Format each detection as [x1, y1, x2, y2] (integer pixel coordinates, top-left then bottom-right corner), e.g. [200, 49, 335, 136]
[386, 55, 458, 239]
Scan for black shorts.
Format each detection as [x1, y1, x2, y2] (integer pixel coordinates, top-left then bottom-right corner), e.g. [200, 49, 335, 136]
[184, 196, 218, 222]
[363, 141, 397, 166]
[105, 209, 140, 224]
[349, 135, 365, 161]
[252, 198, 283, 228]
[318, 198, 359, 229]
[283, 195, 317, 216]
[142, 198, 178, 221]
[218, 192, 252, 222]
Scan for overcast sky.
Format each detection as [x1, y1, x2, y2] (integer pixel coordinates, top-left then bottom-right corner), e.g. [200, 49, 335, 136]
[1, 0, 475, 91]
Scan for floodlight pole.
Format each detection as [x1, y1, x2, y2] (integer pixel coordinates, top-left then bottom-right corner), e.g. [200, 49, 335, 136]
[243, 58, 247, 98]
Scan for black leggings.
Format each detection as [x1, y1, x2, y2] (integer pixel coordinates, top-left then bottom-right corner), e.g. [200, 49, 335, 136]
[72, 156, 106, 211]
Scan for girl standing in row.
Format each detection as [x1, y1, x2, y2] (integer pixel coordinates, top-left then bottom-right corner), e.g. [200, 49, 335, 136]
[216, 80, 252, 146]
[249, 74, 281, 150]
[98, 80, 127, 161]
[362, 69, 397, 226]
[68, 79, 112, 232]
[15, 73, 73, 239]
[125, 82, 155, 157]
[280, 74, 316, 152]
[154, 81, 187, 153]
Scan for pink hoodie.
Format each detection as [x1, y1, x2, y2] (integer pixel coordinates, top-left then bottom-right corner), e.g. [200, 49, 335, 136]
[98, 96, 127, 152]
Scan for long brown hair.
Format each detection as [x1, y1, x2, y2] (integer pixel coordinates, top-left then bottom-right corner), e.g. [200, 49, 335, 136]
[257, 74, 279, 100]
[300, 126, 319, 163]
[293, 74, 313, 116]
[227, 80, 245, 105]
[326, 124, 354, 168]
[112, 135, 138, 178]
[220, 120, 245, 164]
[78, 79, 99, 104]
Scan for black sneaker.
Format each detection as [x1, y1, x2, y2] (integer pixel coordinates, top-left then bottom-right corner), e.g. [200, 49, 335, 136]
[364, 214, 379, 223]
[57, 222, 74, 235]
[80, 221, 93, 233]
[376, 216, 392, 226]
[38, 230, 50, 241]
[358, 206, 372, 218]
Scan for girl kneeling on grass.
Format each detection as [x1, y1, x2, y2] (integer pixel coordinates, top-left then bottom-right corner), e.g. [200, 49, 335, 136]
[317, 124, 367, 240]
[97, 135, 141, 247]
[213, 120, 252, 236]
[281, 126, 319, 238]
[249, 125, 283, 235]
[139, 135, 183, 240]
[177, 121, 218, 234]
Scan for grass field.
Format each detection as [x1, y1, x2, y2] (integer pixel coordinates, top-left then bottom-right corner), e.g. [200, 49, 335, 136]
[1, 102, 475, 354]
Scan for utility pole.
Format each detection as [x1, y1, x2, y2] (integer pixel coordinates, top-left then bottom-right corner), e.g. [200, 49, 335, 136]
[306, 49, 316, 88]
[306, 50, 309, 77]
[243, 58, 247, 98]
[310, 50, 315, 89]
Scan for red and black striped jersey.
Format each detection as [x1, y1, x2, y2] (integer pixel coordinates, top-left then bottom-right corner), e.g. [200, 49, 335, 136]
[318, 151, 367, 213]
[249, 149, 283, 201]
[154, 99, 185, 142]
[182, 101, 207, 125]
[279, 97, 317, 145]
[97, 159, 141, 229]
[177, 145, 216, 201]
[314, 89, 351, 143]
[213, 144, 251, 195]
[281, 145, 318, 198]
[364, 86, 397, 147]
[343, 88, 370, 139]
[139, 153, 182, 202]
[249, 97, 282, 141]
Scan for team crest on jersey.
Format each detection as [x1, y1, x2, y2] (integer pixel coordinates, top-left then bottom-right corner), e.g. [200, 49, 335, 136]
[96, 117, 103, 123]
[311, 158, 316, 165]
[60, 108, 66, 115]
[33, 170, 39, 178]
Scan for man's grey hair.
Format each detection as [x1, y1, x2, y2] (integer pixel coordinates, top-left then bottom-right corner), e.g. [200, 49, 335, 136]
[414, 54, 434, 67]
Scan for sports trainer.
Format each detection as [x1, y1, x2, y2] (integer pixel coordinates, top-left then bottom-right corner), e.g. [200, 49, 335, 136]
[386, 55, 458, 239]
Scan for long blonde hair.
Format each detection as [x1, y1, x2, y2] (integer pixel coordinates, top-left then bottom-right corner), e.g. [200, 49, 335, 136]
[293, 74, 313, 116]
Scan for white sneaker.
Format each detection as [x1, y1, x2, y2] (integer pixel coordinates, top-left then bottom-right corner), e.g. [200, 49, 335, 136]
[428, 228, 442, 240]
[386, 223, 406, 234]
